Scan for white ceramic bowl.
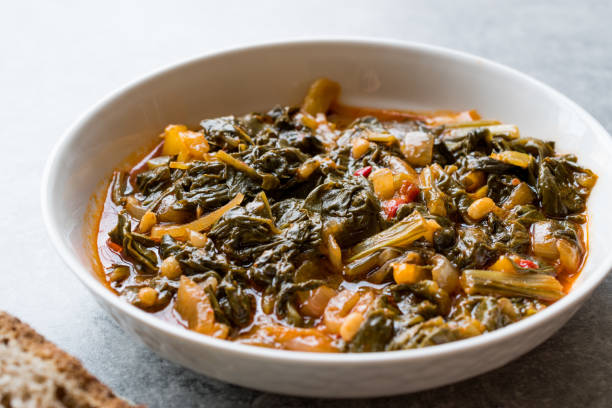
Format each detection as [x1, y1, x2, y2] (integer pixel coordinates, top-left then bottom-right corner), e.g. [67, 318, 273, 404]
[42, 39, 612, 398]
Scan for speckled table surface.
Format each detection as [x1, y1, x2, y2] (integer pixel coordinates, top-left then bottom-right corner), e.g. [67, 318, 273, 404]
[1, 0, 611, 406]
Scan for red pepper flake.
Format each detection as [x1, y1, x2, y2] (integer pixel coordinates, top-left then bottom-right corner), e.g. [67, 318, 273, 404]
[107, 239, 123, 253]
[518, 259, 538, 269]
[354, 166, 372, 178]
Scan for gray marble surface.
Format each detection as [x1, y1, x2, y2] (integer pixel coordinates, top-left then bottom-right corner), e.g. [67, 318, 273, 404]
[1, 0, 611, 406]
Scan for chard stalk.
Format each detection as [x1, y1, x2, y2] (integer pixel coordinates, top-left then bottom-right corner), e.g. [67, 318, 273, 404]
[461, 269, 565, 301]
[347, 211, 428, 262]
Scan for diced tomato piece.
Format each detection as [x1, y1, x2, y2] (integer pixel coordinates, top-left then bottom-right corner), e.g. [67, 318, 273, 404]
[383, 199, 401, 219]
[354, 166, 372, 178]
[518, 259, 538, 269]
[107, 239, 123, 253]
[399, 182, 420, 202]
[381, 182, 420, 220]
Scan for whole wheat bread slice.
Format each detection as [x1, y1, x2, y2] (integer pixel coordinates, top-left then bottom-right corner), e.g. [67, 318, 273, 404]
[0, 311, 143, 408]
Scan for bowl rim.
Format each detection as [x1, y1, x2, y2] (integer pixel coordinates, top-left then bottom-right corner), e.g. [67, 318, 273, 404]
[41, 37, 612, 364]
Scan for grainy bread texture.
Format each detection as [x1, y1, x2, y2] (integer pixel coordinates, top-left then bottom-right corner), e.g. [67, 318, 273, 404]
[0, 311, 142, 408]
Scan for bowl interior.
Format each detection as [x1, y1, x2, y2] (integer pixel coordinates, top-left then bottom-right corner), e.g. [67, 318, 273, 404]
[45, 40, 612, 344]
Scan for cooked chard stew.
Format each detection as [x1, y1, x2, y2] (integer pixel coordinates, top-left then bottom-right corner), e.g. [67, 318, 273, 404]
[96, 79, 597, 352]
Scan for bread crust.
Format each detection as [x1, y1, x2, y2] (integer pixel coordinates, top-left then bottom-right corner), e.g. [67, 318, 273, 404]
[0, 311, 143, 408]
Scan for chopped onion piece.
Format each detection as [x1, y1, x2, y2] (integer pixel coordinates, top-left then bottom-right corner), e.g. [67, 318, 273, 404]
[556, 239, 581, 274]
[369, 168, 395, 200]
[125, 196, 147, 220]
[299, 286, 336, 318]
[302, 78, 341, 116]
[431, 254, 459, 293]
[491, 151, 534, 168]
[531, 221, 559, 260]
[400, 131, 433, 166]
[151, 193, 244, 240]
[326, 233, 343, 272]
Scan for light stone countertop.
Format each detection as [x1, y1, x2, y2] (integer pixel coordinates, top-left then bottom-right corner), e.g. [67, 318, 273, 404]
[1, 1, 611, 406]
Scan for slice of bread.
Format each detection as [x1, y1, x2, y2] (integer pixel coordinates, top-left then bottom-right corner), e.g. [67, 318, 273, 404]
[0, 311, 143, 408]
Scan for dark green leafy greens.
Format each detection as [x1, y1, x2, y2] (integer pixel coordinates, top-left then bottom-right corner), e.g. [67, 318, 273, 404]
[108, 212, 158, 272]
[537, 156, 596, 217]
[103, 95, 596, 352]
